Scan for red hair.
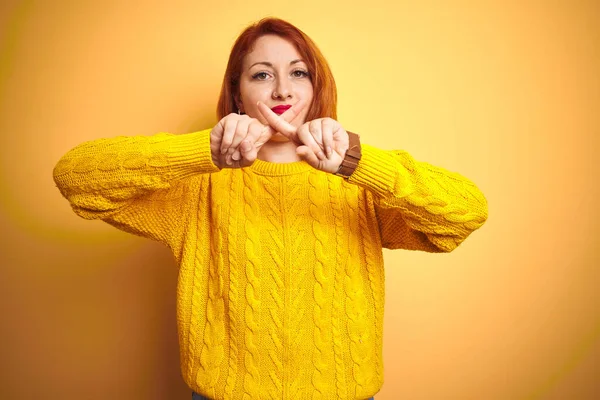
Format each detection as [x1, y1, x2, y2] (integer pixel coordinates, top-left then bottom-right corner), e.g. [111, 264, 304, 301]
[217, 17, 337, 121]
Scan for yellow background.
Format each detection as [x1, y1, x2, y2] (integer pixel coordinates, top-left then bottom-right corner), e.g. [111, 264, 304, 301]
[1, 0, 598, 399]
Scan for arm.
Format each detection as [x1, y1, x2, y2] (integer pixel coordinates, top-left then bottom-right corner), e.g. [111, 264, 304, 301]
[53, 129, 220, 249]
[347, 144, 488, 253]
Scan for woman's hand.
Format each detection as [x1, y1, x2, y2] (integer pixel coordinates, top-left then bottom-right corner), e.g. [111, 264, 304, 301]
[256, 101, 349, 173]
[210, 114, 264, 169]
[210, 100, 305, 169]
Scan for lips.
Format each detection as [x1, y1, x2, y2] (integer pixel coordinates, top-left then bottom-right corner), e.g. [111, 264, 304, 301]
[271, 105, 292, 115]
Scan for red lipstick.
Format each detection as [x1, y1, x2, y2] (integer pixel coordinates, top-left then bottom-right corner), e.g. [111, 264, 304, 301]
[271, 105, 292, 115]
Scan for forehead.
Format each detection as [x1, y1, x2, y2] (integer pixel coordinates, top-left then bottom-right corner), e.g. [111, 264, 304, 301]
[243, 35, 303, 68]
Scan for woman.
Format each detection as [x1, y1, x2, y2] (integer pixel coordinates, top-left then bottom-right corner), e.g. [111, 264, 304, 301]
[53, 17, 488, 400]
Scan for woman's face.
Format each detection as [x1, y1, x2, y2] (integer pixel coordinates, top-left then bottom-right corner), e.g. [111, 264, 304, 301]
[237, 34, 314, 140]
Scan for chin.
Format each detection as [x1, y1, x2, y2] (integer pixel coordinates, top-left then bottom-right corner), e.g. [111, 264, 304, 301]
[269, 133, 290, 142]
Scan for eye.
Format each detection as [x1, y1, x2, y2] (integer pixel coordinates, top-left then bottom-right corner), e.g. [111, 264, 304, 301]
[292, 69, 309, 78]
[252, 72, 270, 80]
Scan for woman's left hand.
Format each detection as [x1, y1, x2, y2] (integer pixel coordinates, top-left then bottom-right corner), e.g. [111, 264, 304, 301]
[257, 101, 349, 173]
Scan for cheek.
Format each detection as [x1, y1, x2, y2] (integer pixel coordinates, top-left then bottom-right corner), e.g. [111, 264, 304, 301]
[305, 84, 314, 100]
[304, 85, 314, 109]
[241, 87, 272, 120]
[300, 87, 314, 121]
[241, 99, 267, 124]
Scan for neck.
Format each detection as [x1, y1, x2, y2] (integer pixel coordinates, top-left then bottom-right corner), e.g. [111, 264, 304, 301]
[257, 139, 301, 163]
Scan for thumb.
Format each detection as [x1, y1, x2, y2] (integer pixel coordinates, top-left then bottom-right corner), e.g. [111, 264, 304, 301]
[239, 140, 258, 167]
[296, 145, 321, 169]
[254, 125, 273, 150]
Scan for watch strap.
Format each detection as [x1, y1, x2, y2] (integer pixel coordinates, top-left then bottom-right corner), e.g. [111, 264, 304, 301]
[334, 131, 361, 179]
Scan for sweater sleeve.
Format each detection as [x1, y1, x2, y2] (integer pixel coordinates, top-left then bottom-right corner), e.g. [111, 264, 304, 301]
[347, 144, 488, 253]
[53, 128, 220, 249]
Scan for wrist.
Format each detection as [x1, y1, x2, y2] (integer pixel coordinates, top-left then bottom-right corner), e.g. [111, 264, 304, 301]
[211, 153, 222, 169]
[209, 134, 223, 170]
[334, 131, 362, 179]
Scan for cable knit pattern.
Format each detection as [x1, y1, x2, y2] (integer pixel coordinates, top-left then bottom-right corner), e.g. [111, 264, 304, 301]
[175, 175, 211, 386]
[53, 128, 488, 400]
[308, 172, 332, 398]
[327, 176, 350, 400]
[284, 173, 313, 400]
[196, 169, 228, 396]
[188, 208, 211, 388]
[356, 190, 385, 389]
[344, 188, 372, 396]
[224, 171, 242, 400]
[262, 177, 285, 398]
[241, 169, 262, 399]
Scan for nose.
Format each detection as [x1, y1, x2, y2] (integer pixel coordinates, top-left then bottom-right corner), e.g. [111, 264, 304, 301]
[272, 76, 292, 100]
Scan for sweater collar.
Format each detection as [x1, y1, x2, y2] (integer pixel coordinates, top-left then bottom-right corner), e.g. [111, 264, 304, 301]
[249, 158, 313, 176]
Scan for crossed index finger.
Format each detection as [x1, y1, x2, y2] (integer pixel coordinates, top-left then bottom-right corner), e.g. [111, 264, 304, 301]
[279, 97, 307, 124]
[257, 99, 307, 144]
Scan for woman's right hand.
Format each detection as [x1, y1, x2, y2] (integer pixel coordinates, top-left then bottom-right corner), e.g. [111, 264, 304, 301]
[210, 114, 266, 169]
[210, 100, 306, 169]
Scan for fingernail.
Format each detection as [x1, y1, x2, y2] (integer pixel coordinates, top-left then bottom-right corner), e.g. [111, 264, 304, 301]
[318, 151, 325, 160]
[232, 151, 241, 161]
[226, 158, 233, 166]
[326, 146, 332, 158]
[221, 148, 227, 155]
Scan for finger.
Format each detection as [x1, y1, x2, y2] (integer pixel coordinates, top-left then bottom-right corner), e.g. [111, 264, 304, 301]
[299, 123, 326, 161]
[256, 101, 299, 142]
[245, 119, 268, 149]
[254, 125, 273, 148]
[220, 116, 239, 155]
[296, 145, 322, 170]
[229, 117, 251, 155]
[321, 118, 335, 159]
[239, 140, 258, 167]
[332, 124, 350, 156]
[279, 97, 307, 124]
[232, 119, 265, 160]
[309, 118, 326, 152]
[225, 153, 234, 166]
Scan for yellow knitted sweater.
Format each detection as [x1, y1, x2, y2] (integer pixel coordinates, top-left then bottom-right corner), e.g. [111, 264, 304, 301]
[53, 129, 488, 400]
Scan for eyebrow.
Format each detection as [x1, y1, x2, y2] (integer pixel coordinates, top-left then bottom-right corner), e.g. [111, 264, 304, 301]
[249, 59, 305, 69]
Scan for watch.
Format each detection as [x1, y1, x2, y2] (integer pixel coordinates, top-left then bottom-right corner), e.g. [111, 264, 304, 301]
[334, 131, 362, 179]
